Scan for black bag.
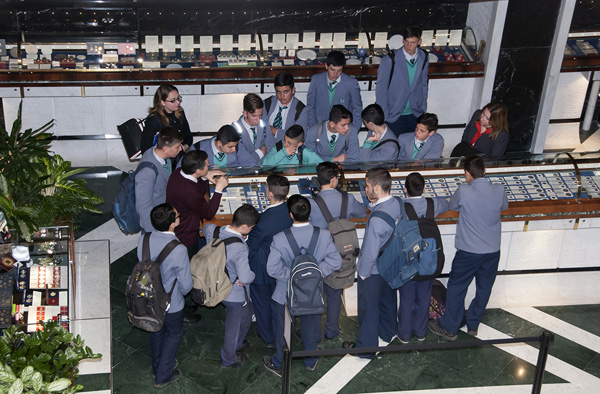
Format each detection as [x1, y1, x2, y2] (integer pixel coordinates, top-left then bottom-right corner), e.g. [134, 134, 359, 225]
[117, 117, 147, 160]
[429, 279, 447, 321]
[126, 233, 180, 332]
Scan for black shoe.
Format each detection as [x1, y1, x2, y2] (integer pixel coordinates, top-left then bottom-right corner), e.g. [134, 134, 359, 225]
[184, 303, 199, 313]
[428, 319, 458, 342]
[154, 369, 182, 389]
[263, 356, 282, 377]
[467, 328, 478, 336]
[152, 359, 178, 379]
[222, 352, 249, 369]
[305, 359, 319, 371]
[238, 339, 250, 353]
[183, 314, 202, 325]
[342, 341, 356, 349]
[254, 326, 276, 348]
[324, 335, 338, 343]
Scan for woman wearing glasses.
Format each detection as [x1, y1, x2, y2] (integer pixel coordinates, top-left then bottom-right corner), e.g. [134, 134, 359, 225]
[451, 102, 509, 157]
[141, 85, 193, 153]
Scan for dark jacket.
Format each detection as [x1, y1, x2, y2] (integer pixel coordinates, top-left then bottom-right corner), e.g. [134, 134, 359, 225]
[460, 110, 509, 157]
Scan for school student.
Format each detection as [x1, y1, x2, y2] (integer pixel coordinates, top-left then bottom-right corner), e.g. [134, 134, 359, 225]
[262, 125, 322, 167]
[397, 113, 444, 160]
[136, 127, 184, 233]
[359, 104, 400, 162]
[398, 172, 448, 343]
[428, 156, 508, 341]
[309, 161, 367, 341]
[304, 105, 360, 163]
[190, 125, 256, 168]
[263, 195, 341, 376]
[232, 93, 274, 164]
[307, 50, 363, 136]
[376, 25, 429, 137]
[203, 205, 260, 368]
[342, 168, 400, 358]
[262, 72, 309, 139]
[246, 174, 293, 348]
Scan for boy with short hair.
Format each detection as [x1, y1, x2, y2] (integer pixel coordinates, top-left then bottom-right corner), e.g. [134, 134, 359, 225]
[398, 112, 444, 160]
[262, 72, 308, 139]
[136, 127, 184, 233]
[263, 195, 341, 376]
[398, 172, 448, 343]
[304, 105, 359, 163]
[309, 161, 367, 341]
[203, 204, 260, 368]
[262, 125, 322, 167]
[141, 203, 192, 389]
[359, 103, 400, 162]
[191, 124, 256, 167]
[428, 156, 508, 341]
[246, 174, 293, 348]
[306, 50, 363, 135]
[376, 25, 429, 136]
[342, 168, 400, 358]
[232, 93, 273, 164]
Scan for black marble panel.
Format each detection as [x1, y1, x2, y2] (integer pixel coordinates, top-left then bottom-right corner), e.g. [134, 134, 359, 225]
[493, 47, 552, 153]
[500, 0, 561, 49]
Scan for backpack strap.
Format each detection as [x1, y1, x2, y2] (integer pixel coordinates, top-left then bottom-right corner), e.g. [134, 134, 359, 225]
[306, 227, 320, 256]
[340, 191, 349, 219]
[316, 122, 323, 144]
[297, 145, 305, 165]
[142, 233, 151, 262]
[135, 161, 158, 178]
[275, 140, 284, 152]
[314, 194, 334, 223]
[294, 101, 305, 121]
[283, 228, 302, 256]
[265, 96, 273, 114]
[193, 140, 202, 151]
[388, 50, 396, 88]
[425, 198, 435, 219]
[214, 226, 243, 246]
[368, 211, 395, 229]
[372, 138, 400, 157]
[154, 239, 181, 266]
[404, 202, 419, 220]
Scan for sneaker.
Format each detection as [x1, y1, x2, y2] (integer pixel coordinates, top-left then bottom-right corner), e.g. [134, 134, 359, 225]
[398, 337, 409, 344]
[417, 336, 426, 342]
[263, 356, 282, 377]
[154, 369, 182, 389]
[305, 359, 319, 371]
[222, 352, 249, 369]
[467, 328, 478, 336]
[428, 320, 458, 342]
[152, 360, 178, 379]
[342, 341, 356, 349]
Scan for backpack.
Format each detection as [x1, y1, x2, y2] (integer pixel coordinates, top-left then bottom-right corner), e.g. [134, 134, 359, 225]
[388, 47, 428, 88]
[404, 198, 444, 279]
[125, 233, 180, 332]
[265, 96, 306, 123]
[275, 140, 305, 165]
[314, 191, 359, 290]
[112, 162, 158, 235]
[285, 227, 325, 316]
[429, 279, 447, 321]
[190, 226, 243, 307]
[370, 197, 423, 289]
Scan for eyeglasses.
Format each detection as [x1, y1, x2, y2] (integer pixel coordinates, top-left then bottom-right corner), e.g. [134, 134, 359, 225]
[165, 96, 183, 104]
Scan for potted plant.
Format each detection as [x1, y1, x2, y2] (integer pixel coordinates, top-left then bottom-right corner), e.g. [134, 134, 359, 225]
[0, 102, 103, 241]
[0, 320, 101, 393]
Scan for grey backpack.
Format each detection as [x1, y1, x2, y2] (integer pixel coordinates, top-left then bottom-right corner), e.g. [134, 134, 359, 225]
[314, 191, 359, 289]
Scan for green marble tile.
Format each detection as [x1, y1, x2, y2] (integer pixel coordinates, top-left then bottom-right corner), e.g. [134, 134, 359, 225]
[489, 356, 567, 386]
[407, 359, 481, 390]
[74, 373, 111, 392]
[482, 309, 544, 338]
[584, 354, 600, 379]
[111, 305, 150, 351]
[339, 371, 402, 394]
[112, 338, 137, 368]
[536, 304, 600, 337]
[359, 349, 433, 389]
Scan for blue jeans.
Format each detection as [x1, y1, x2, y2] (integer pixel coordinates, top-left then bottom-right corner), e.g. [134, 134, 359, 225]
[386, 114, 418, 137]
[441, 249, 501, 334]
[149, 309, 184, 384]
[271, 303, 321, 369]
[324, 284, 342, 339]
[398, 279, 433, 340]
[250, 282, 277, 345]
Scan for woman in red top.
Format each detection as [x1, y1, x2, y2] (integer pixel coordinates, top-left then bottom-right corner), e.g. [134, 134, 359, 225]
[451, 102, 509, 157]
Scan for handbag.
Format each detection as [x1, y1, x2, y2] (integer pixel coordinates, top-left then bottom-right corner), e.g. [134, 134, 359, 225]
[117, 117, 147, 160]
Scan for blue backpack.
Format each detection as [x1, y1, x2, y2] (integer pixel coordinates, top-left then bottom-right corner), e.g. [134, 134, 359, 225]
[285, 227, 324, 316]
[404, 198, 444, 279]
[370, 197, 422, 289]
[112, 162, 158, 235]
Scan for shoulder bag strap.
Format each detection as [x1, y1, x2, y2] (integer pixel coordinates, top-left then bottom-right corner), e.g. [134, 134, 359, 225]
[283, 228, 302, 257]
[142, 233, 151, 262]
[340, 191, 349, 219]
[425, 198, 435, 219]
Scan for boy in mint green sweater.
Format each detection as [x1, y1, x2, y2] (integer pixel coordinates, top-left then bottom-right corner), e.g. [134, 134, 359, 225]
[262, 125, 322, 167]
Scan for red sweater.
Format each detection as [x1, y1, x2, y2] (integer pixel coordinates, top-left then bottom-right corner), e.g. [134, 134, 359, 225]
[166, 168, 222, 247]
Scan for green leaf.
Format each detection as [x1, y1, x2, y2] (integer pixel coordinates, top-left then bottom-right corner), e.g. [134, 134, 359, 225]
[18, 367, 33, 384]
[7, 378, 22, 394]
[31, 372, 42, 392]
[46, 378, 71, 392]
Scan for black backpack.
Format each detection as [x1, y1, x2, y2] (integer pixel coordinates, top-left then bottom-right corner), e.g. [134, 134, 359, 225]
[126, 233, 180, 332]
[404, 198, 444, 281]
[285, 227, 324, 316]
[314, 192, 359, 290]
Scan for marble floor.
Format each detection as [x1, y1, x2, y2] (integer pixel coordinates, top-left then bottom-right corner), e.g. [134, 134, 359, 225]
[71, 167, 600, 393]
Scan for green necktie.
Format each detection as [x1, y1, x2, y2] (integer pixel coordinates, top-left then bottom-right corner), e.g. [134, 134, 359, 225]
[251, 127, 256, 142]
[273, 106, 287, 129]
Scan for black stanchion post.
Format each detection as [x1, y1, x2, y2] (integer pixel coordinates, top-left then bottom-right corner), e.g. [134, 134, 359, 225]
[532, 330, 554, 394]
[281, 346, 291, 394]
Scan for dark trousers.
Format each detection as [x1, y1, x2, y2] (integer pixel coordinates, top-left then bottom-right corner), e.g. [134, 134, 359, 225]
[221, 300, 253, 366]
[271, 302, 321, 369]
[324, 284, 342, 339]
[386, 114, 418, 137]
[441, 249, 501, 334]
[398, 279, 433, 340]
[356, 274, 397, 357]
[149, 309, 184, 384]
[250, 282, 276, 345]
